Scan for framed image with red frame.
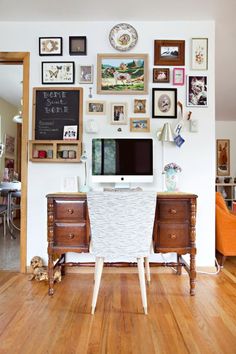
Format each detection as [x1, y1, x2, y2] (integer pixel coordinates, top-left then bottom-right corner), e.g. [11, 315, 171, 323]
[173, 68, 185, 86]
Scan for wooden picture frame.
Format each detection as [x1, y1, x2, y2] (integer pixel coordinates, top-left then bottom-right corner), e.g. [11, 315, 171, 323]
[173, 68, 185, 86]
[39, 37, 63, 56]
[191, 38, 208, 70]
[97, 53, 148, 95]
[154, 40, 185, 66]
[78, 65, 93, 84]
[110, 102, 128, 125]
[216, 139, 230, 176]
[42, 62, 75, 84]
[86, 100, 106, 115]
[187, 75, 208, 107]
[69, 36, 87, 55]
[130, 117, 150, 132]
[153, 68, 170, 83]
[152, 88, 177, 118]
[134, 99, 146, 113]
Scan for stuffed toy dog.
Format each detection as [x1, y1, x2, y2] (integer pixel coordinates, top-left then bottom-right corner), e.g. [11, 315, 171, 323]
[29, 256, 61, 282]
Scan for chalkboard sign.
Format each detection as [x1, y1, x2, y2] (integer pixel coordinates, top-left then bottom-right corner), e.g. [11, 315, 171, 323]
[33, 87, 83, 140]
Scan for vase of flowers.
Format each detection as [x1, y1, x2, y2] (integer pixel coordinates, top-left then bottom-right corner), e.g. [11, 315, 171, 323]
[163, 163, 182, 192]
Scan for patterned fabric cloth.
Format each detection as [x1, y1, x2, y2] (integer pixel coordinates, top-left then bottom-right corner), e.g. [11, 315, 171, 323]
[87, 191, 156, 259]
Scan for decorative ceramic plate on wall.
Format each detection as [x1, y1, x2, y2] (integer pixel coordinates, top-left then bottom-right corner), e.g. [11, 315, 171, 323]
[109, 23, 138, 51]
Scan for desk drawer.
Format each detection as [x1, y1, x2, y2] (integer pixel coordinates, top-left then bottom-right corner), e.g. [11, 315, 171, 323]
[157, 223, 189, 248]
[54, 223, 87, 246]
[54, 199, 86, 221]
[157, 200, 189, 221]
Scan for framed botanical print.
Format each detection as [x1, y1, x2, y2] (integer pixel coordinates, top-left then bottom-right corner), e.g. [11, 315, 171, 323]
[191, 38, 208, 70]
[216, 139, 230, 176]
[130, 117, 150, 132]
[152, 88, 177, 118]
[187, 76, 208, 107]
[154, 40, 185, 66]
[41, 62, 75, 84]
[39, 37, 63, 56]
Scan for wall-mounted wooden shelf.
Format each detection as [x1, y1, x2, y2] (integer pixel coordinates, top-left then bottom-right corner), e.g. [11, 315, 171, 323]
[29, 140, 82, 163]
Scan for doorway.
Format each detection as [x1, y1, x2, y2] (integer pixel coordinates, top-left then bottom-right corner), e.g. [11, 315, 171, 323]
[0, 52, 29, 273]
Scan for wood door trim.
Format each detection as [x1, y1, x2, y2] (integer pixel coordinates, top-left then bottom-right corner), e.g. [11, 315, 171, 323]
[0, 52, 30, 273]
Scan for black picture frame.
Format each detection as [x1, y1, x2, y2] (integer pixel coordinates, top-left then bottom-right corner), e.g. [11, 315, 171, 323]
[69, 36, 87, 55]
[152, 88, 177, 118]
[39, 37, 63, 56]
[41, 61, 75, 85]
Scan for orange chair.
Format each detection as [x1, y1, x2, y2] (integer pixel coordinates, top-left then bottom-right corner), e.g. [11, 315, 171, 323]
[216, 191, 236, 265]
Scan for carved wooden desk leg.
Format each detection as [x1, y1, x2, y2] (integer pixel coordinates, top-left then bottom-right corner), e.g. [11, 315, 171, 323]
[190, 252, 196, 296]
[48, 252, 54, 296]
[48, 199, 54, 296]
[177, 254, 182, 275]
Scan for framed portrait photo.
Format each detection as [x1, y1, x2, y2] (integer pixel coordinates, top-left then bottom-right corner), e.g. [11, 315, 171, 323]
[216, 139, 230, 176]
[152, 88, 177, 118]
[79, 65, 93, 84]
[97, 53, 148, 95]
[134, 99, 146, 113]
[191, 38, 208, 70]
[187, 75, 208, 107]
[86, 100, 106, 115]
[153, 68, 170, 83]
[41, 62, 75, 84]
[39, 37, 63, 56]
[130, 117, 150, 133]
[154, 40, 185, 66]
[69, 36, 87, 55]
[173, 68, 185, 86]
[111, 102, 128, 125]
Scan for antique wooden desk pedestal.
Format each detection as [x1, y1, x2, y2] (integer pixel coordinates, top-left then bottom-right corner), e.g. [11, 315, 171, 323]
[47, 192, 197, 296]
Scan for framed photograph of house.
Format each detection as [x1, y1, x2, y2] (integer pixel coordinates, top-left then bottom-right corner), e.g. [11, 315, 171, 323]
[173, 68, 185, 85]
[69, 36, 87, 55]
[134, 99, 146, 113]
[152, 88, 177, 118]
[153, 68, 170, 83]
[97, 53, 148, 94]
[111, 102, 128, 124]
[39, 37, 63, 56]
[154, 40, 185, 66]
[78, 65, 93, 84]
[191, 38, 208, 70]
[130, 117, 150, 132]
[187, 75, 208, 107]
[86, 100, 106, 115]
[216, 139, 230, 176]
[42, 62, 75, 84]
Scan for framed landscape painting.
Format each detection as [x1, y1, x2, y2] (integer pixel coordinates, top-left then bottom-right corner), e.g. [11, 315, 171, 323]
[154, 40, 185, 66]
[97, 53, 148, 94]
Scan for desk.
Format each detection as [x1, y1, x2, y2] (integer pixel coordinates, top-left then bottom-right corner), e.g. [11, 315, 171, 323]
[47, 192, 197, 296]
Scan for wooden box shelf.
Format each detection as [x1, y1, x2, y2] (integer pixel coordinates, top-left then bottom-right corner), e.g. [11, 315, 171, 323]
[29, 140, 82, 163]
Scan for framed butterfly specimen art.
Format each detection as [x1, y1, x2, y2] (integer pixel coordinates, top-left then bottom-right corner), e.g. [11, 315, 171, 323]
[42, 62, 75, 84]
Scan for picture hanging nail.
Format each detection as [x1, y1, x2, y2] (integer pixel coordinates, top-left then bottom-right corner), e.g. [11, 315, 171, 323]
[174, 134, 185, 147]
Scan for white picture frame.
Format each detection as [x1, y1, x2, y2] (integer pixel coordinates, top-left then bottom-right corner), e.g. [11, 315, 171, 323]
[110, 102, 128, 125]
[187, 75, 208, 107]
[86, 100, 106, 115]
[78, 65, 93, 84]
[191, 38, 208, 70]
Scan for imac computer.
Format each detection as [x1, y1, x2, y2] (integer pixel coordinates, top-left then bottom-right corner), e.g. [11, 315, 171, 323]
[92, 138, 153, 187]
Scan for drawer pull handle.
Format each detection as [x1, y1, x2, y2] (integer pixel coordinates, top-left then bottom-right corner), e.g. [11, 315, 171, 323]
[67, 209, 74, 214]
[169, 208, 177, 215]
[68, 233, 75, 239]
[169, 234, 177, 240]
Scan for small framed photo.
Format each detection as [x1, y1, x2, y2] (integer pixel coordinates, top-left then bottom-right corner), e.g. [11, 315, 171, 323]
[152, 88, 177, 118]
[39, 37, 63, 56]
[69, 36, 87, 55]
[216, 139, 230, 176]
[78, 65, 93, 84]
[154, 40, 185, 66]
[42, 62, 75, 84]
[191, 38, 208, 70]
[153, 68, 170, 83]
[111, 103, 128, 125]
[130, 118, 150, 133]
[134, 99, 146, 113]
[173, 68, 185, 85]
[86, 100, 106, 115]
[187, 76, 208, 107]
[63, 125, 78, 140]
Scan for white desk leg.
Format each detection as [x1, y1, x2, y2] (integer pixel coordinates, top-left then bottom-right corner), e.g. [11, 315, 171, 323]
[137, 257, 148, 315]
[91, 257, 104, 315]
[144, 256, 151, 284]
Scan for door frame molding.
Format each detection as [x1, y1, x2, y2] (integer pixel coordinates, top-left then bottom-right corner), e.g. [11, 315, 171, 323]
[0, 52, 29, 273]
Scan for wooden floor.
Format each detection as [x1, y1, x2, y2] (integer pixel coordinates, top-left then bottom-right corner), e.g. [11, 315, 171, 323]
[0, 259, 236, 354]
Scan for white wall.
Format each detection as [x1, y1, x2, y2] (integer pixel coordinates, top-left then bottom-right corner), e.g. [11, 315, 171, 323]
[0, 21, 215, 267]
[216, 121, 236, 178]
